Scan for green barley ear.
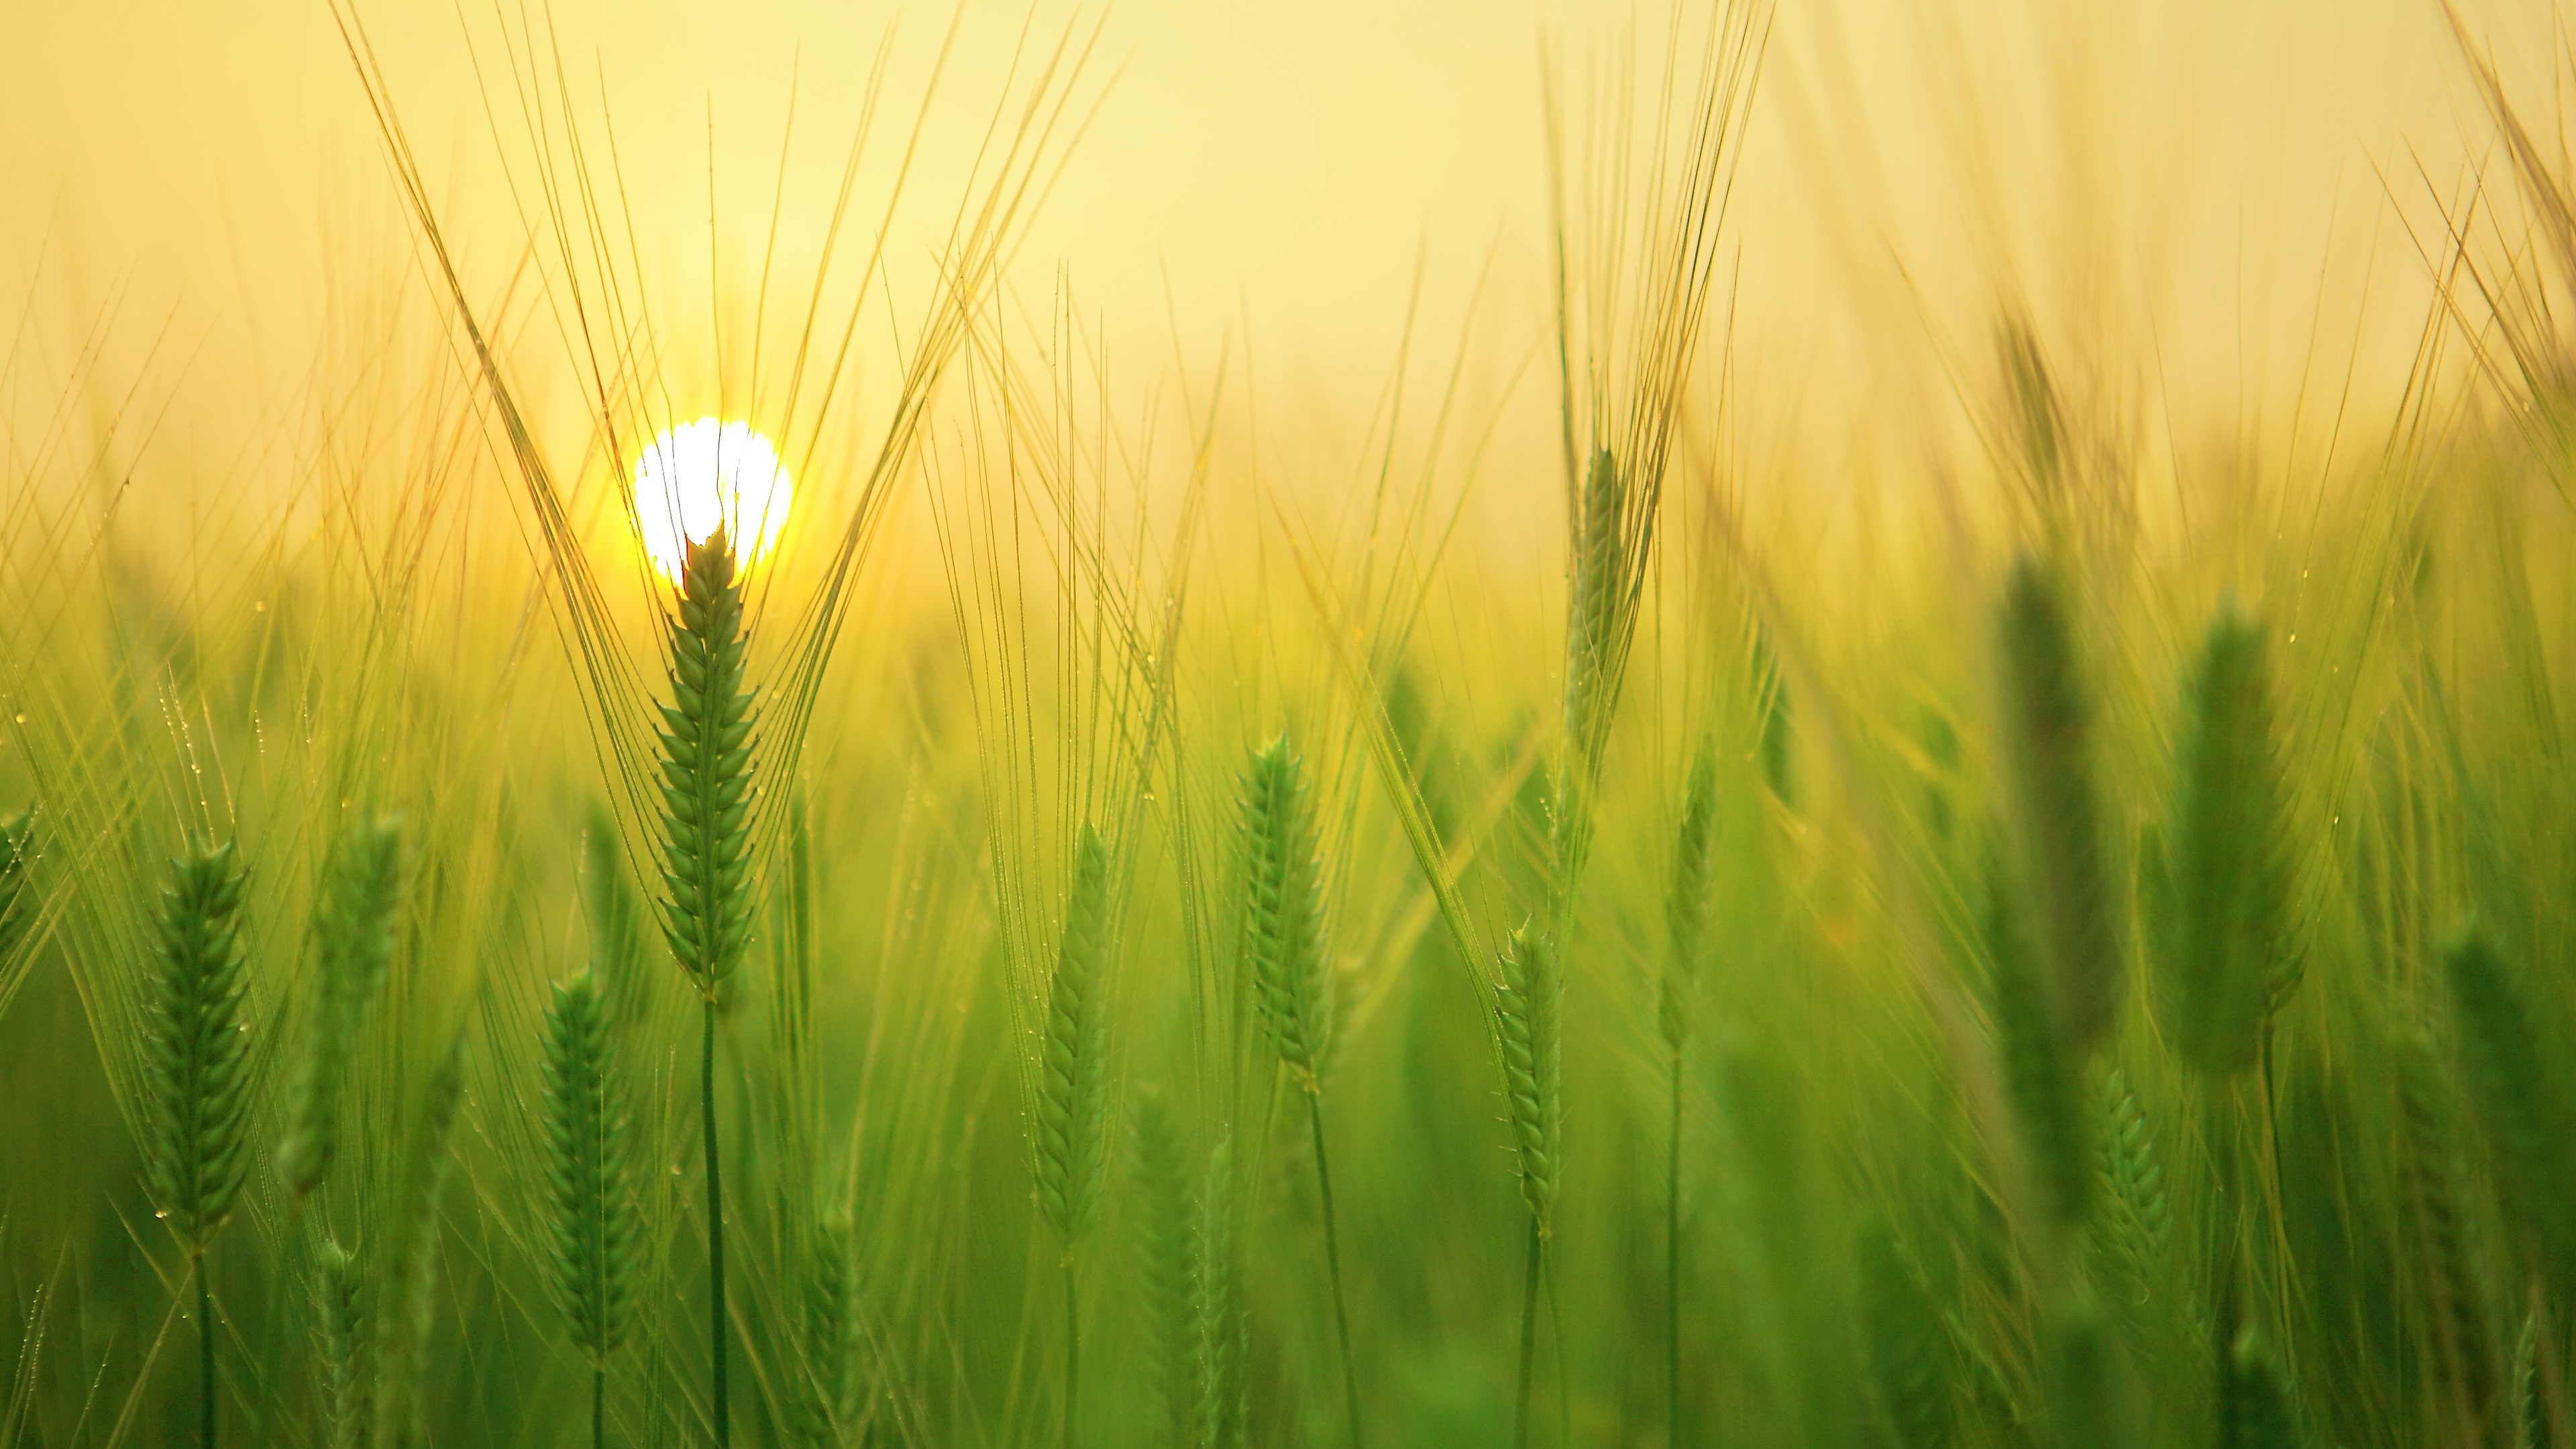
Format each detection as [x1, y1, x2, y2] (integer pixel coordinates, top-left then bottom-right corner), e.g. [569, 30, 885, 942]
[377, 1037, 466, 1449]
[1497, 920, 1564, 1236]
[1753, 628, 1794, 808]
[311, 1235, 368, 1449]
[2218, 1328, 2308, 1449]
[798, 1211, 858, 1447]
[1189, 1135, 1246, 1449]
[2441, 924, 2576, 1301]
[1983, 846, 2090, 1229]
[142, 839, 254, 1253]
[2514, 1311, 2547, 1449]
[1861, 1220, 1955, 1449]
[655, 525, 760, 1000]
[2160, 609, 2292, 1076]
[1562, 446, 1625, 758]
[1035, 822, 1113, 1246]
[1660, 742, 1719, 1053]
[1995, 557, 2124, 1055]
[1132, 1090, 1195, 1444]
[584, 801, 651, 1032]
[2392, 1022, 2503, 1440]
[0, 806, 40, 961]
[279, 813, 405, 1201]
[2089, 1069, 2174, 1329]
[1242, 736, 1332, 1086]
[539, 971, 638, 1367]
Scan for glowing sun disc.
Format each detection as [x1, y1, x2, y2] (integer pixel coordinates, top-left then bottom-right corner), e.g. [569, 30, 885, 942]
[634, 418, 794, 583]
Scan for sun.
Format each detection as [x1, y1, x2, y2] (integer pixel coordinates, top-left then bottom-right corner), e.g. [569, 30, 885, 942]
[633, 418, 795, 584]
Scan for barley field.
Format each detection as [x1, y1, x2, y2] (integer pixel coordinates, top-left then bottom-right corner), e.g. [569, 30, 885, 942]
[5, 1, 2576, 1446]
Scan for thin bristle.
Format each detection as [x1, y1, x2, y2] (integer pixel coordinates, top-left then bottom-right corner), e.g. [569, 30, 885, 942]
[1242, 736, 1332, 1084]
[1497, 920, 1564, 1235]
[1035, 822, 1113, 1245]
[279, 814, 406, 1201]
[142, 839, 254, 1253]
[2161, 608, 2293, 1076]
[0, 807, 40, 961]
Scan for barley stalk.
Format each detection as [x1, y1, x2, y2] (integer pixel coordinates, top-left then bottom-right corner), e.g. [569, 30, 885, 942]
[143, 838, 254, 1449]
[1037, 822, 1112, 1448]
[278, 814, 405, 1203]
[653, 526, 761, 1448]
[1497, 919, 1562, 1449]
[539, 970, 638, 1449]
[1660, 741, 1717, 1446]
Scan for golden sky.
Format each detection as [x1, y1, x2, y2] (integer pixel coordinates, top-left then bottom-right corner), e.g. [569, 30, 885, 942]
[1, 0, 2556, 500]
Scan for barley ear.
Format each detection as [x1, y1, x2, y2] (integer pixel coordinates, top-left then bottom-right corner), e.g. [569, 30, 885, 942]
[1189, 1135, 1246, 1449]
[1995, 557, 2123, 1055]
[1861, 1221, 1955, 1449]
[278, 813, 405, 1201]
[1660, 741, 1719, 1053]
[1131, 1090, 1196, 1444]
[798, 1211, 858, 1448]
[655, 525, 761, 1002]
[0, 806, 40, 961]
[311, 1235, 368, 1449]
[1242, 736, 1331, 1087]
[2392, 1021, 2503, 1438]
[2441, 924, 2576, 1303]
[1562, 445, 1626, 759]
[142, 839, 254, 1253]
[1035, 822, 1113, 1246]
[539, 971, 638, 1368]
[2161, 609, 2292, 1076]
[1497, 920, 1564, 1236]
[1983, 846, 2090, 1230]
[376, 1037, 466, 1449]
[2218, 1328, 2309, 1449]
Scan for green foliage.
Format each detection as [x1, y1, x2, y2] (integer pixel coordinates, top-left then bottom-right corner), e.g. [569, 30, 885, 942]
[656, 527, 760, 1000]
[1242, 736, 1331, 1084]
[278, 813, 405, 1201]
[1036, 822, 1113, 1246]
[539, 971, 638, 1366]
[2160, 608, 2294, 1076]
[141, 839, 253, 1253]
[1497, 920, 1564, 1235]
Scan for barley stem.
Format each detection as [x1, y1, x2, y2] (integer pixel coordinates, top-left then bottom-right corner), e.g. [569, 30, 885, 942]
[1061, 1252, 1081, 1449]
[1306, 1090, 1366, 1449]
[1667, 1053, 1683, 1449]
[702, 998, 730, 1448]
[197, 1254, 217, 1449]
[1515, 1220, 1542, 1449]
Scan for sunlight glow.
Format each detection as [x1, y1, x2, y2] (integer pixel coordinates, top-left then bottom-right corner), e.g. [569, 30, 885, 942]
[634, 418, 795, 583]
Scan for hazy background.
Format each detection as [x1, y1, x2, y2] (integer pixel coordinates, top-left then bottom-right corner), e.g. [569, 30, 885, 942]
[1, 0, 2559, 512]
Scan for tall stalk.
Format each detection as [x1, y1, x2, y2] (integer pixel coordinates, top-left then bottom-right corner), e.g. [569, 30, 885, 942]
[1497, 922, 1563, 1448]
[1660, 745, 1718, 1446]
[653, 527, 762, 1447]
[1240, 735, 1366, 1449]
[142, 839, 253, 1449]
